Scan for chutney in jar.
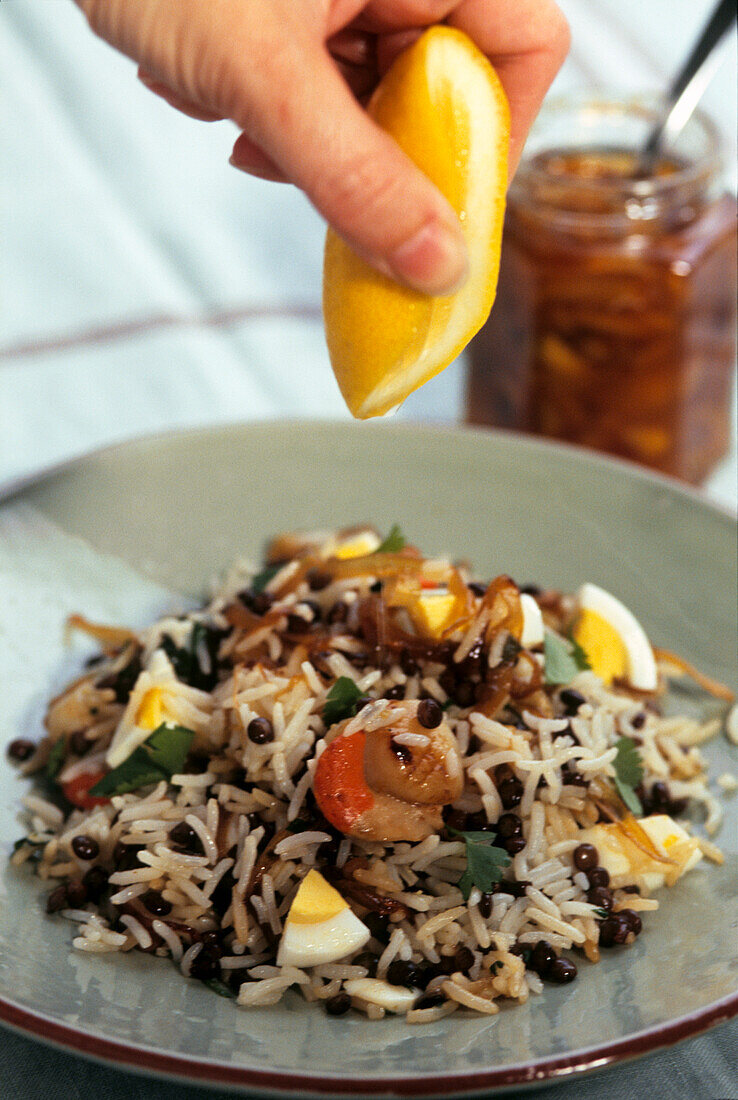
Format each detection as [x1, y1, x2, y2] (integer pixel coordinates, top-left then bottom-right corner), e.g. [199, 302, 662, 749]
[466, 97, 737, 484]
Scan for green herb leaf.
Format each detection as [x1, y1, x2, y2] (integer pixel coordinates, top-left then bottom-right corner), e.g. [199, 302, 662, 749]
[448, 827, 511, 901]
[376, 525, 406, 554]
[251, 563, 281, 594]
[161, 622, 224, 692]
[89, 724, 194, 797]
[568, 635, 591, 672]
[322, 677, 365, 726]
[593, 907, 610, 919]
[543, 631, 590, 685]
[204, 978, 237, 999]
[612, 736, 644, 815]
[45, 739, 66, 782]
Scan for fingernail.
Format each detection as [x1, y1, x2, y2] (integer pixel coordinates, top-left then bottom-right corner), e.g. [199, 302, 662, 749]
[387, 218, 468, 295]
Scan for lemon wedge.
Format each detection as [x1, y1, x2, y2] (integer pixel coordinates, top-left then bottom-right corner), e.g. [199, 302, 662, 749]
[323, 26, 509, 418]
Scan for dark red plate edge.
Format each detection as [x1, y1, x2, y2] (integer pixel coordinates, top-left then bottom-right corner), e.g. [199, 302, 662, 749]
[0, 990, 736, 1097]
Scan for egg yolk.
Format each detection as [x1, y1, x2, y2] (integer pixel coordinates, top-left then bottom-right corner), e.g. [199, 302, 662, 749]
[573, 609, 628, 685]
[136, 687, 165, 730]
[288, 870, 348, 924]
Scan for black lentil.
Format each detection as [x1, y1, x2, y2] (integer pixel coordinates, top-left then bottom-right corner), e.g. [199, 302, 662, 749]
[417, 698, 443, 729]
[548, 957, 577, 983]
[387, 959, 423, 987]
[598, 913, 630, 947]
[46, 885, 68, 913]
[573, 843, 598, 872]
[384, 684, 406, 700]
[66, 880, 87, 907]
[71, 835, 99, 861]
[444, 808, 468, 833]
[399, 650, 418, 676]
[620, 908, 643, 935]
[189, 948, 221, 981]
[364, 912, 390, 944]
[452, 946, 474, 973]
[82, 866, 109, 902]
[307, 568, 332, 591]
[478, 891, 496, 919]
[497, 813, 523, 839]
[142, 890, 172, 916]
[247, 717, 274, 745]
[414, 991, 445, 1010]
[559, 688, 586, 716]
[454, 680, 477, 708]
[7, 738, 35, 762]
[169, 821, 204, 854]
[504, 835, 527, 855]
[587, 885, 614, 911]
[587, 866, 610, 889]
[498, 777, 523, 809]
[631, 712, 646, 729]
[503, 880, 530, 898]
[352, 951, 378, 977]
[530, 940, 555, 976]
[325, 991, 352, 1016]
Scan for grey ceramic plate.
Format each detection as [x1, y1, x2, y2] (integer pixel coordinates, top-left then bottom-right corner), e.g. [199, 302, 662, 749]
[0, 421, 736, 1098]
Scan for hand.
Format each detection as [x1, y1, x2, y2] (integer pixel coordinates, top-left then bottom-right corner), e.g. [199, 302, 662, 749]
[75, 1, 569, 294]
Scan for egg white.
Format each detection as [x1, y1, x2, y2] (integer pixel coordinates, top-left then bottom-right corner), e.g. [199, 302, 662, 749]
[277, 907, 370, 969]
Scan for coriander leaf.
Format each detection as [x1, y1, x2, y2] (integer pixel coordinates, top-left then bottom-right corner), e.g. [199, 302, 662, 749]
[45, 739, 66, 782]
[592, 907, 610, 919]
[448, 827, 510, 901]
[568, 635, 592, 672]
[251, 563, 281, 594]
[161, 622, 225, 692]
[613, 736, 644, 815]
[376, 525, 406, 553]
[543, 631, 589, 685]
[466, 842, 512, 897]
[90, 723, 194, 797]
[448, 827, 501, 844]
[322, 677, 364, 726]
[205, 978, 237, 999]
[144, 725, 195, 775]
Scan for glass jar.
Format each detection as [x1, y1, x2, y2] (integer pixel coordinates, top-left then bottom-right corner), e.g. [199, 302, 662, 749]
[466, 94, 737, 484]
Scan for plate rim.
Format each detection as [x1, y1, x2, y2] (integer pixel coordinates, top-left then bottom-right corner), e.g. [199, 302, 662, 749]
[1, 417, 735, 523]
[0, 991, 735, 1096]
[1, 417, 736, 1095]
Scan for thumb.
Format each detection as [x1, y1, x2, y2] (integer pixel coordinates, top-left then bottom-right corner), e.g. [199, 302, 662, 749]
[236, 40, 469, 295]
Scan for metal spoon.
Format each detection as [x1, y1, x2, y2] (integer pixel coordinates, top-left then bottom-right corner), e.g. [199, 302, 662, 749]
[639, 0, 736, 174]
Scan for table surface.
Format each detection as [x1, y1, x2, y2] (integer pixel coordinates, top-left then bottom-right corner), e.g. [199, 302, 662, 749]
[0, 1, 736, 1097]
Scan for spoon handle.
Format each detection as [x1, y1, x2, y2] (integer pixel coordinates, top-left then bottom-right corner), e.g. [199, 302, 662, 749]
[642, 0, 736, 166]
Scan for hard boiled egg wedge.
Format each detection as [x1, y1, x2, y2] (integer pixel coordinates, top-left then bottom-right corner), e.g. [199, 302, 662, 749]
[520, 593, 544, 648]
[277, 870, 370, 968]
[572, 583, 657, 691]
[577, 814, 702, 894]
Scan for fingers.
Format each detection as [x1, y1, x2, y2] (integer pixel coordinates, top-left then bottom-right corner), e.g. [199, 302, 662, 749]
[448, 0, 570, 176]
[229, 135, 289, 183]
[138, 68, 224, 121]
[240, 37, 468, 294]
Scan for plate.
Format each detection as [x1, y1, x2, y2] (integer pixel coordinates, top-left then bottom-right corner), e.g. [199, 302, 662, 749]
[0, 420, 736, 1098]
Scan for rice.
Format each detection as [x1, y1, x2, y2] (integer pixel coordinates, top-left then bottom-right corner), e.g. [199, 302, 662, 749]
[8, 523, 730, 1023]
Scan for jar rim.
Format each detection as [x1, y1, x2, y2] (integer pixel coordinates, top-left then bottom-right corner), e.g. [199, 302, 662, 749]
[514, 91, 721, 195]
